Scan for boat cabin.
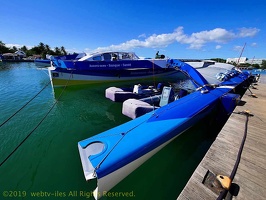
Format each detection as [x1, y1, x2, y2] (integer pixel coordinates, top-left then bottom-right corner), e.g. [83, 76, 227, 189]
[78, 52, 140, 61]
[1, 53, 21, 60]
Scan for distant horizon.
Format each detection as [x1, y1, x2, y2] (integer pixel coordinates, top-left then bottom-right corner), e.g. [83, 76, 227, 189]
[1, 0, 265, 60]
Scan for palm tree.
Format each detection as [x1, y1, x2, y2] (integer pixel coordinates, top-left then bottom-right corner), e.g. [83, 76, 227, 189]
[38, 42, 45, 51]
[0, 41, 5, 47]
[20, 45, 28, 52]
[60, 46, 67, 55]
[54, 47, 61, 55]
[45, 44, 51, 55]
[37, 42, 46, 56]
[11, 46, 18, 53]
[0, 41, 10, 53]
[44, 44, 51, 53]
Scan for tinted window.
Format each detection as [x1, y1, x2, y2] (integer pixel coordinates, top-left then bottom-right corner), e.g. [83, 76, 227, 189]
[92, 56, 102, 61]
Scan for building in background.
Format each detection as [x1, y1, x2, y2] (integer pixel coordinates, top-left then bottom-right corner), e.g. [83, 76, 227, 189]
[15, 50, 26, 59]
[226, 57, 265, 66]
[0, 51, 26, 60]
[226, 57, 247, 64]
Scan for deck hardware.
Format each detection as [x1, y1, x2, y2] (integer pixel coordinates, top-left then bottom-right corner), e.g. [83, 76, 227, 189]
[216, 175, 231, 190]
[202, 170, 224, 194]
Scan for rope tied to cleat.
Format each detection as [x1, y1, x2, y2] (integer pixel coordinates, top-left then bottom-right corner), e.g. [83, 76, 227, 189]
[216, 110, 253, 200]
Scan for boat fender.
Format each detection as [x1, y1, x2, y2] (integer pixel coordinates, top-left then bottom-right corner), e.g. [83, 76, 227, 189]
[216, 175, 231, 190]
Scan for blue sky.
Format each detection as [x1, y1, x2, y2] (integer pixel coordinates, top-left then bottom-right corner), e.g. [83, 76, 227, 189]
[1, 0, 265, 59]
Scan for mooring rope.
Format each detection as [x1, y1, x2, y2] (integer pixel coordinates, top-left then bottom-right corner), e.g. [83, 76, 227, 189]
[0, 81, 51, 128]
[152, 59, 156, 88]
[0, 71, 73, 167]
[216, 110, 253, 200]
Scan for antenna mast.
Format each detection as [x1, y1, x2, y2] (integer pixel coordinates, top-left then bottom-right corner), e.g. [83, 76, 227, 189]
[236, 43, 246, 66]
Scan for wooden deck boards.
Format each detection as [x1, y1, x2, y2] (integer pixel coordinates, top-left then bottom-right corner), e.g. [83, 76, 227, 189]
[177, 75, 266, 200]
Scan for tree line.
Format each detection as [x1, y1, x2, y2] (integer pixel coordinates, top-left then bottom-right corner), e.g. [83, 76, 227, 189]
[0, 41, 67, 58]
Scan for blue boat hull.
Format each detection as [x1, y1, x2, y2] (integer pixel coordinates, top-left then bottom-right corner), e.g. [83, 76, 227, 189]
[49, 59, 178, 86]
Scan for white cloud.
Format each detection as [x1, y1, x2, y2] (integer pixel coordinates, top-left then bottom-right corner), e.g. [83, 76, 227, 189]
[67, 47, 85, 53]
[237, 27, 260, 37]
[87, 26, 260, 53]
[216, 45, 222, 49]
[138, 33, 146, 38]
[5, 43, 21, 48]
[181, 28, 236, 49]
[233, 45, 244, 52]
[6, 43, 34, 49]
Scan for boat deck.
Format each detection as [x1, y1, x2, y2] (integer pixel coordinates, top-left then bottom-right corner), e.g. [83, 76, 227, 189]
[177, 75, 266, 200]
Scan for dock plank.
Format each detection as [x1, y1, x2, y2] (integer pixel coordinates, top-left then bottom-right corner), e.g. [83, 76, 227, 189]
[177, 75, 266, 200]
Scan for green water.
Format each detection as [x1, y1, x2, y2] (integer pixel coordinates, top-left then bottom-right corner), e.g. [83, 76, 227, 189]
[0, 62, 219, 199]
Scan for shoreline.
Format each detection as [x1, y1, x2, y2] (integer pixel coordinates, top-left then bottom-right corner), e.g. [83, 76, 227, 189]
[1, 59, 34, 63]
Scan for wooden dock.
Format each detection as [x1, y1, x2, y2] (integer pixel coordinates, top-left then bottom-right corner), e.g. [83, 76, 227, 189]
[177, 75, 266, 200]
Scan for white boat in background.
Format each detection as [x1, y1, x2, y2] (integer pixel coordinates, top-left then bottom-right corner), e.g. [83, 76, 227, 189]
[34, 59, 50, 68]
[34, 53, 86, 68]
[186, 60, 237, 84]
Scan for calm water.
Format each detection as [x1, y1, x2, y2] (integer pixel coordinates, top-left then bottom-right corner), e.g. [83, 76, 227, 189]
[0, 62, 226, 199]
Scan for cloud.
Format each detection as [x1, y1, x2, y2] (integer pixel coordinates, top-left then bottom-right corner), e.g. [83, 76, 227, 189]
[216, 45, 222, 49]
[89, 26, 260, 53]
[237, 27, 260, 37]
[6, 43, 24, 48]
[233, 45, 244, 52]
[6, 43, 34, 50]
[178, 28, 236, 49]
[250, 42, 257, 47]
[138, 33, 146, 38]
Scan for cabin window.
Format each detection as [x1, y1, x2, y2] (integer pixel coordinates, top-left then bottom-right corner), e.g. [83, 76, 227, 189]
[111, 53, 118, 61]
[122, 53, 130, 59]
[103, 53, 112, 61]
[92, 56, 102, 61]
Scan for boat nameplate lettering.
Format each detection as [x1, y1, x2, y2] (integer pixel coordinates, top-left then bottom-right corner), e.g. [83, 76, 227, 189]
[89, 63, 132, 68]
